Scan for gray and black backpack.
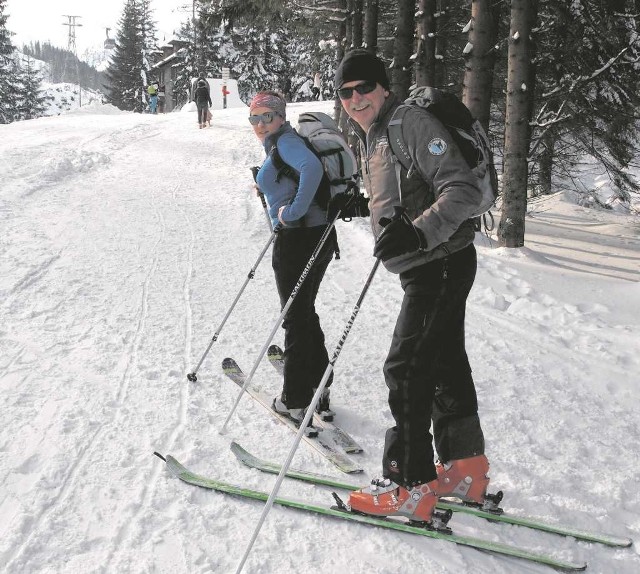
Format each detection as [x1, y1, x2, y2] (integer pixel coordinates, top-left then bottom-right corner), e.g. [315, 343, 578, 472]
[387, 87, 499, 226]
[269, 111, 359, 210]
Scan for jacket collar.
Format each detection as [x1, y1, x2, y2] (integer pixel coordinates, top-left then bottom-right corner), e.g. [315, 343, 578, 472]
[263, 121, 293, 152]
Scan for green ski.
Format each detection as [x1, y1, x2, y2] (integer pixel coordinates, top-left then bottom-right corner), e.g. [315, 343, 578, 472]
[230, 441, 632, 549]
[155, 452, 587, 571]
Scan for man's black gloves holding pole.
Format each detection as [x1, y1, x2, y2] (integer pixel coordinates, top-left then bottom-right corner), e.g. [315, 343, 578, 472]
[327, 187, 370, 221]
[373, 206, 427, 261]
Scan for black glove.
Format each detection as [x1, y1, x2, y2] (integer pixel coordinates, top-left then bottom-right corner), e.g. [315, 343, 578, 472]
[327, 189, 370, 221]
[373, 207, 427, 261]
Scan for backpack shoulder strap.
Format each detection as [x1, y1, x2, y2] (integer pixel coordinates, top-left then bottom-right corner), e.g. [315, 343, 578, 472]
[269, 132, 301, 184]
[387, 104, 417, 203]
[387, 105, 413, 173]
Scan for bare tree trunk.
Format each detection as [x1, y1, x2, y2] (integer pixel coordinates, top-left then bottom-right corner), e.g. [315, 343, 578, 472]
[415, 0, 438, 87]
[537, 132, 553, 195]
[363, 0, 379, 53]
[345, 0, 354, 50]
[461, 0, 500, 130]
[352, 0, 364, 49]
[435, 0, 452, 87]
[391, 0, 415, 99]
[334, 0, 349, 124]
[498, 0, 538, 248]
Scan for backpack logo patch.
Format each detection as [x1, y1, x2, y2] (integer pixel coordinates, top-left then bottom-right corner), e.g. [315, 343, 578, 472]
[427, 137, 447, 155]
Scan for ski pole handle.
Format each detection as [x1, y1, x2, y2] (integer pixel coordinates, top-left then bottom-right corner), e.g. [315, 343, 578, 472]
[377, 205, 406, 232]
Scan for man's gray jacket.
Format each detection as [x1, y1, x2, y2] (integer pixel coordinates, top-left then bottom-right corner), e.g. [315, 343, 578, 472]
[349, 93, 483, 274]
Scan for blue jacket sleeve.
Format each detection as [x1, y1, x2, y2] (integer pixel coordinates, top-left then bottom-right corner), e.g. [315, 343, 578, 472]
[276, 133, 324, 223]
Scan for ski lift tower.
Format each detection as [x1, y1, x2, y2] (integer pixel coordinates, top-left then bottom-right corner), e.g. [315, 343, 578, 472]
[62, 15, 83, 107]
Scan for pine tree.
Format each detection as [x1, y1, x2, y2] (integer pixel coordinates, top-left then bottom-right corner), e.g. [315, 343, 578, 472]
[225, 1, 337, 101]
[227, 19, 285, 100]
[530, 0, 640, 201]
[0, 0, 20, 123]
[198, 3, 231, 77]
[170, 1, 225, 108]
[498, 0, 538, 248]
[138, 0, 158, 84]
[14, 54, 50, 120]
[390, 0, 415, 99]
[106, 0, 157, 112]
[173, 19, 199, 108]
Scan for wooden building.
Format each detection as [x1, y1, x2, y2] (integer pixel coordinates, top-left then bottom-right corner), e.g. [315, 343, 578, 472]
[149, 38, 189, 113]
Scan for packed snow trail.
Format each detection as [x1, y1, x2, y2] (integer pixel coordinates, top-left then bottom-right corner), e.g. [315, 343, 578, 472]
[0, 104, 638, 573]
[0, 108, 273, 572]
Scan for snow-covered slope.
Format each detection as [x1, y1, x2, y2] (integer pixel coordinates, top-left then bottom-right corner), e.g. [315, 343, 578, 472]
[0, 103, 639, 573]
[15, 52, 105, 115]
[41, 82, 104, 115]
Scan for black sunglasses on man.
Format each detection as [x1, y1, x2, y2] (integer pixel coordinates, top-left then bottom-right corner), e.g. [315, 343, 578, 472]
[336, 80, 378, 100]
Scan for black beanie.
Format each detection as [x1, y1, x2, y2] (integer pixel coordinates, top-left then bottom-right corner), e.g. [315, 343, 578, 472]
[334, 49, 390, 90]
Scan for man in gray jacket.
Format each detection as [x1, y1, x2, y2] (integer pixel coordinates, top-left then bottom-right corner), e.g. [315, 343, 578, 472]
[331, 49, 492, 526]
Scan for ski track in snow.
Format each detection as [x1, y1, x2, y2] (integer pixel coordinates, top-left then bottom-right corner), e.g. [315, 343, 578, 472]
[0, 104, 638, 573]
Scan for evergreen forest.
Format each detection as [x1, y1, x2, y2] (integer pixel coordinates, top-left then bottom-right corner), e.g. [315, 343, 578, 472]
[21, 41, 108, 93]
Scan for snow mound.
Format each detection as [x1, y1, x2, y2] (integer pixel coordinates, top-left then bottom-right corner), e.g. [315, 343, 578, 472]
[66, 101, 126, 115]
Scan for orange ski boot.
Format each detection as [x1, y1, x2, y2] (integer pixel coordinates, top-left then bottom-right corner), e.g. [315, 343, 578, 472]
[436, 454, 491, 505]
[348, 477, 439, 525]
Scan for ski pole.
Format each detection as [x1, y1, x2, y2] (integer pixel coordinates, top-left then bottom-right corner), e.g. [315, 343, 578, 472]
[187, 177, 275, 382]
[187, 229, 277, 382]
[258, 192, 272, 230]
[250, 165, 273, 232]
[220, 213, 342, 433]
[234, 256, 381, 574]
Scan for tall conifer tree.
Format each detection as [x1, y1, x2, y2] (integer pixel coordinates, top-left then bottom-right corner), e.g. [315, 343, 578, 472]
[106, 0, 157, 112]
[0, 0, 20, 123]
[15, 55, 49, 120]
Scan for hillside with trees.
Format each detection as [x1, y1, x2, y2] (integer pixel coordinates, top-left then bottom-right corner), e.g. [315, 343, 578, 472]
[21, 41, 108, 94]
[0, 0, 106, 122]
[0, 0, 49, 122]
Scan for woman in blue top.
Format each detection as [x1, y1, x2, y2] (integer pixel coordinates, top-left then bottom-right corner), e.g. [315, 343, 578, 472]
[249, 91, 337, 426]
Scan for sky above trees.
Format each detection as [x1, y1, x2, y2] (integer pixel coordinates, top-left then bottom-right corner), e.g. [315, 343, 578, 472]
[5, 0, 181, 54]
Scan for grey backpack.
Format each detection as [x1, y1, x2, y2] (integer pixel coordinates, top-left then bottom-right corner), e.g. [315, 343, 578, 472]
[270, 111, 359, 209]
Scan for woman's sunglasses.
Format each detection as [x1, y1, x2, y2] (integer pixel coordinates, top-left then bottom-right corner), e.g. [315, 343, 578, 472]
[248, 111, 280, 125]
[336, 80, 377, 100]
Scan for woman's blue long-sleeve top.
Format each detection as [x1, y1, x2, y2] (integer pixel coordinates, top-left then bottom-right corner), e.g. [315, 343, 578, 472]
[256, 122, 327, 229]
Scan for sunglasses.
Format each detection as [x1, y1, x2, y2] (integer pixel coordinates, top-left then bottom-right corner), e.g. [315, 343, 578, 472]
[336, 80, 378, 100]
[248, 111, 280, 125]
